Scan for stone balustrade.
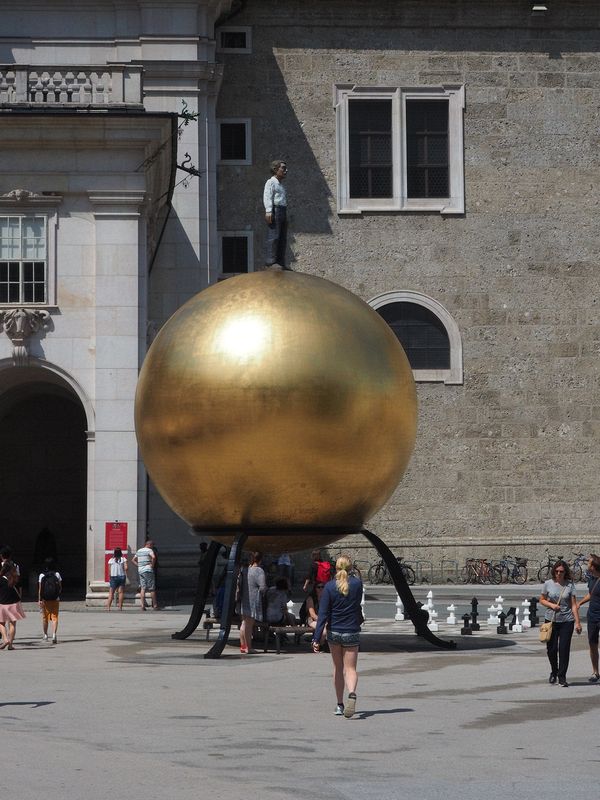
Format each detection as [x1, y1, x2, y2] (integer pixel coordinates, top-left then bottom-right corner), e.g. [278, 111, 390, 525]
[0, 65, 143, 106]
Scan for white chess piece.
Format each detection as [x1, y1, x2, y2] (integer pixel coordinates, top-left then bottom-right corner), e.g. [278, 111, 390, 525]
[426, 590, 439, 631]
[522, 599, 531, 630]
[512, 607, 523, 633]
[487, 603, 499, 626]
[446, 603, 457, 625]
[394, 594, 405, 622]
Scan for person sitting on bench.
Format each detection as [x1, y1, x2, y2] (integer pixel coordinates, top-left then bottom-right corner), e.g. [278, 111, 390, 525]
[266, 578, 295, 626]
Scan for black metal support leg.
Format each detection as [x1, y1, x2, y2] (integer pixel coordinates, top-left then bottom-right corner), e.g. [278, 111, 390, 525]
[362, 528, 456, 649]
[172, 540, 221, 639]
[204, 532, 248, 659]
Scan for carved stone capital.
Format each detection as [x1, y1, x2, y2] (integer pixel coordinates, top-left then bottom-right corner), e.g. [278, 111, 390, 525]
[1, 188, 43, 202]
[0, 189, 63, 207]
[0, 307, 51, 366]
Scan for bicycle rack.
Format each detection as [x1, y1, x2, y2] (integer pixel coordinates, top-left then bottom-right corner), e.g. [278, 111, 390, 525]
[414, 559, 433, 584]
[440, 559, 459, 583]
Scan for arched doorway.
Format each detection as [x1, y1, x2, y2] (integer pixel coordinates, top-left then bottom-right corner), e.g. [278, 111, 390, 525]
[0, 372, 87, 598]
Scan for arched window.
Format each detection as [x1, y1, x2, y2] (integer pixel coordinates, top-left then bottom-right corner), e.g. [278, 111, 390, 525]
[369, 291, 463, 384]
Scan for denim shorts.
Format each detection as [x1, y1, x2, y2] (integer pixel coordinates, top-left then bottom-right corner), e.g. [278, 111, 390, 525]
[588, 619, 600, 645]
[139, 571, 156, 591]
[327, 630, 360, 647]
[109, 575, 126, 590]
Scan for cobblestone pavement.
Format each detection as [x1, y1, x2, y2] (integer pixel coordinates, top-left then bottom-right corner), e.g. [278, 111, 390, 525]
[2, 606, 599, 800]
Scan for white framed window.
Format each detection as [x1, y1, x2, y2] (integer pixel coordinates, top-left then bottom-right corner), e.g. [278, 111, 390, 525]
[0, 215, 49, 305]
[218, 231, 254, 275]
[216, 26, 252, 54]
[334, 84, 465, 215]
[218, 119, 252, 165]
[369, 290, 463, 384]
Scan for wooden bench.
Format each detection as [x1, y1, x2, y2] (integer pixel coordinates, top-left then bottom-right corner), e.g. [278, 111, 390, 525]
[264, 625, 313, 654]
[202, 616, 239, 641]
[202, 616, 313, 654]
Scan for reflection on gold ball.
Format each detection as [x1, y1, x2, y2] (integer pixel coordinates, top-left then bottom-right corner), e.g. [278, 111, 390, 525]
[135, 271, 417, 553]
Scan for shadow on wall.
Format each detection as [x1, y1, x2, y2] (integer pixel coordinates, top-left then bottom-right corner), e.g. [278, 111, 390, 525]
[217, 54, 333, 270]
[148, 211, 205, 317]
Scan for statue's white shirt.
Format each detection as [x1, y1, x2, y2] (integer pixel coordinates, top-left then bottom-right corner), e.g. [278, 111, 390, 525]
[263, 176, 287, 212]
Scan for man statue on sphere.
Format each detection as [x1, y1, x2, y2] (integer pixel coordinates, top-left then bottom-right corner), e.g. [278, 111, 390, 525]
[263, 159, 291, 270]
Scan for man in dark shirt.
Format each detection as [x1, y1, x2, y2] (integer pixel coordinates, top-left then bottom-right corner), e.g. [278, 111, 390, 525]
[577, 554, 600, 682]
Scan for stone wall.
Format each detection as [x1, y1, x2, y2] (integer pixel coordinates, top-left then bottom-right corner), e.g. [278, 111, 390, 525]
[216, 0, 600, 571]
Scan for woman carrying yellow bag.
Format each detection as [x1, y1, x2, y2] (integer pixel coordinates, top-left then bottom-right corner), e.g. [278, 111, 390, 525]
[539, 560, 582, 687]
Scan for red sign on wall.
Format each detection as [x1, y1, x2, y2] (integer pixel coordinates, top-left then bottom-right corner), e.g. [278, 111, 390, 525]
[104, 521, 128, 582]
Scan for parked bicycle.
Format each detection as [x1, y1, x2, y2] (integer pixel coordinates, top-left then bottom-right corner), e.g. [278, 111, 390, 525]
[569, 551, 589, 583]
[460, 558, 502, 584]
[367, 557, 416, 586]
[494, 554, 528, 584]
[537, 551, 563, 582]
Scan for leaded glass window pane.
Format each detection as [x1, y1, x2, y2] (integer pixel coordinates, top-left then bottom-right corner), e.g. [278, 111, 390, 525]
[406, 100, 449, 198]
[22, 216, 46, 259]
[377, 302, 450, 370]
[0, 217, 20, 259]
[0, 261, 21, 304]
[349, 99, 393, 198]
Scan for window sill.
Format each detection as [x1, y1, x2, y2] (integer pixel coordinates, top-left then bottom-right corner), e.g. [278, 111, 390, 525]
[218, 159, 252, 167]
[413, 368, 463, 385]
[0, 304, 58, 311]
[338, 198, 464, 216]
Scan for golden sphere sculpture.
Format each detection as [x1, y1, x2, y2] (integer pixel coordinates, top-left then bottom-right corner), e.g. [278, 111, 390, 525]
[135, 271, 417, 554]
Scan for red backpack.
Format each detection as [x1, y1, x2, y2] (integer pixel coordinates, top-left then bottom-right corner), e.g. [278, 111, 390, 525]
[315, 560, 332, 584]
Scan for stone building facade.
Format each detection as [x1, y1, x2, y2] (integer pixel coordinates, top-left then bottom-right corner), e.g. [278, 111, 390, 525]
[1, 0, 599, 598]
[215, 0, 600, 575]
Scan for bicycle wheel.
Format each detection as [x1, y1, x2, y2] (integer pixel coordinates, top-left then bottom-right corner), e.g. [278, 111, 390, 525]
[374, 564, 387, 584]
[497, 565, 509, 584]
[571, 564, 583, 583]
[513, 565, 528, 584]
[400, 564, 416, 585]
[537, 564, 552, 582]
[459, 566, 470, 584]
[367, 564, 379, 584]
[489, 565, 502, 584]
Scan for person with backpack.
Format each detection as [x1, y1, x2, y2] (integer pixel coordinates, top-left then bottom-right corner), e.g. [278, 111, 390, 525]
[303, 549, 332, 593]
[38, 557, 62, 644]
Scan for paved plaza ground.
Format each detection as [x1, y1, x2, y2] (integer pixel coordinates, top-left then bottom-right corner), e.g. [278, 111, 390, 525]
[3, 599, 599, 800]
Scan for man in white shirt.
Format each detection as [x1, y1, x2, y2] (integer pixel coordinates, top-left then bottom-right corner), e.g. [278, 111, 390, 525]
[263, 160, 290, 269]
[133, 538, 157, 611]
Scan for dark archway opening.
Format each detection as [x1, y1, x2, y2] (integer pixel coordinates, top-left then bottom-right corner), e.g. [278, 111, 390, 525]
[0, 385, 87, 598]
